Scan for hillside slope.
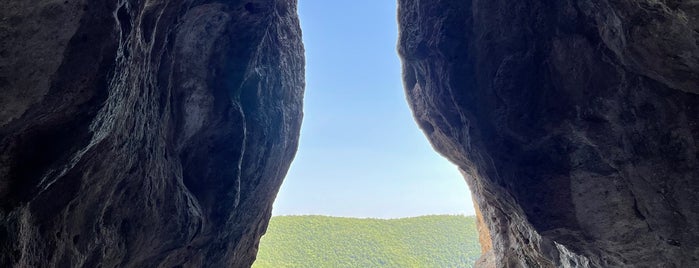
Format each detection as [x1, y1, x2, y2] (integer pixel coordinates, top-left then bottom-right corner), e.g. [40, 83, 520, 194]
[253, 215, 480, 267]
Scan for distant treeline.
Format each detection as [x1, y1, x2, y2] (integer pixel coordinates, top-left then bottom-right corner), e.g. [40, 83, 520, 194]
[253, 215, 481, 268]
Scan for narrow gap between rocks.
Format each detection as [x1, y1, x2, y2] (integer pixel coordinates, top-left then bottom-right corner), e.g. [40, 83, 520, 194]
[253, 1, 482, 267]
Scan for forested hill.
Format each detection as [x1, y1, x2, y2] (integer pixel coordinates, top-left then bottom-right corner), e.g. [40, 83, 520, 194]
[253, 215, 481, 268]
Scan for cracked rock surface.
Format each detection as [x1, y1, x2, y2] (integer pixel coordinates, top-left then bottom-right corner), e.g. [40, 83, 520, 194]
[398, 0, 698, 267]
[0, 0, 304, 267]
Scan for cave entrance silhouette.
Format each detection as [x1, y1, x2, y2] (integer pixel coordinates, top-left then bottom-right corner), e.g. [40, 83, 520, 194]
[252, 1, 482, 267]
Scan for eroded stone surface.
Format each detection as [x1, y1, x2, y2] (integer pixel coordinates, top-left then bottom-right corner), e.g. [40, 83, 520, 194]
[398, 0, 698, 267]
[0, 0, 304, 267]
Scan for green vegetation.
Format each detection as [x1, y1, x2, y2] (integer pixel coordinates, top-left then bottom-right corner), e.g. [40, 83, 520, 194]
[253, 215, 481, 268]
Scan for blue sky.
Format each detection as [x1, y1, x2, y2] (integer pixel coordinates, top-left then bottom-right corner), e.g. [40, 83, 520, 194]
[272, 0, 475, 218]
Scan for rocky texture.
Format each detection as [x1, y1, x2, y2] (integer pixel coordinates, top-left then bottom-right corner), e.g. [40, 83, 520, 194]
[0, 0, 304, 267]
[398, 0, 698, 267]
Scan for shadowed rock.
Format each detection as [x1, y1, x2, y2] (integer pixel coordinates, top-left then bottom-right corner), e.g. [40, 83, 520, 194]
[398, 0, 698, 267]
[4, 0, 698, 267]
[0, 0, 304, 267]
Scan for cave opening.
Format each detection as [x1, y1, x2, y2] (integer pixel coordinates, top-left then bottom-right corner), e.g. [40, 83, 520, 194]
[253, 1, 481, 267]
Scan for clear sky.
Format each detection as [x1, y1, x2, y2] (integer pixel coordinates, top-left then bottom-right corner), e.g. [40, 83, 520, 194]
[272, 0, 475, 218]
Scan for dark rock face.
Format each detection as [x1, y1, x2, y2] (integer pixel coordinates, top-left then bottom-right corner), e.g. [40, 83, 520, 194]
[398, 0, 698, 267]
[0, 0, 303, 267]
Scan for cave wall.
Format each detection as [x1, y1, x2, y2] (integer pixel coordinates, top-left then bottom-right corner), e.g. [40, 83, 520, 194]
[0, 0, 304, 267]
[398, 0, 698, 267]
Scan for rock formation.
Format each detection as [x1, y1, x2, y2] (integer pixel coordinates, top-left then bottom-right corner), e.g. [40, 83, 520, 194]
[398, 0, 698, 267]
[3, 0, 698, 266]
[0, 0, 304, 267]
